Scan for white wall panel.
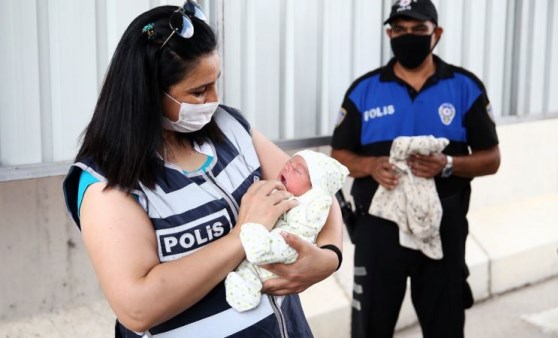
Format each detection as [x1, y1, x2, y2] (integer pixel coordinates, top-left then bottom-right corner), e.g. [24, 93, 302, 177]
[239, 0, 257, 130]
[279, 0, 296, 139]
[106, 0, 151, 61]
[317, 0, 332, 135]
[0, 0, 42, 166]
[292, 0, 320, 138]
[436, 0, 464, 66]
[37, 0, 54, 162]
[515, 0, 532, 117]
[94, 0, 174, 89]
[485, 0, 508, 116]
[252, 0, 281, 138]
[222, 2, 243, 112]
[351, 0, 383, 79]
[381, 0, 393, 64]
[49, 0, 98, 161]
[322, 0, 355, 132]
[529, 0, 550, 116]
[548, 1, 558, 114]
[0, 0, 557, 172]
[462, 0, 487, 80]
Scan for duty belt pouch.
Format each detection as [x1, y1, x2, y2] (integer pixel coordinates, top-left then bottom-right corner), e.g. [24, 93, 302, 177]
[335, 190, 357, 242]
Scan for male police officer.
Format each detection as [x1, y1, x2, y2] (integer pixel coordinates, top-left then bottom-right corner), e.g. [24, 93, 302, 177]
[331, 0, 500, 337]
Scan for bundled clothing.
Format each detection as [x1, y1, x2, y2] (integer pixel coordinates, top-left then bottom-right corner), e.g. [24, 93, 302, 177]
[370, 135, 448, 259]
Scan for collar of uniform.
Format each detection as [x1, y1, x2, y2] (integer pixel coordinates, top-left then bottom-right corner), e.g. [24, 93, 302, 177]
[379, 55, 453, 83]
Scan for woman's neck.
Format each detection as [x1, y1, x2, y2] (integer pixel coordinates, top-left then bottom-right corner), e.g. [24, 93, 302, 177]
[163, 131, 207, 172]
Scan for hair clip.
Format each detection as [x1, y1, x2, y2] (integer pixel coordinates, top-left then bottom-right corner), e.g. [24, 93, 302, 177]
[142, 23, 157, 40]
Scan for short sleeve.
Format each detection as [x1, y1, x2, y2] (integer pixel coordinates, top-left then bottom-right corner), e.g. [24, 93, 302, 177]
[77, 170, 101, 218]
[464, 93, 499, 150]
[331, 95, 362, 152]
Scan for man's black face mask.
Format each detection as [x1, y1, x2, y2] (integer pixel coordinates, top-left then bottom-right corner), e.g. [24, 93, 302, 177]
[390, 32, 436, 69]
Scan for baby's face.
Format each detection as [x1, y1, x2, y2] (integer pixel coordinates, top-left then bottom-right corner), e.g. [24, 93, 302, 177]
[278, 155, 312, 196]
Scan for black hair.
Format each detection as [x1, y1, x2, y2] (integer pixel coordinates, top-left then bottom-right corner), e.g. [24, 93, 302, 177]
[76, 5, 220, 192]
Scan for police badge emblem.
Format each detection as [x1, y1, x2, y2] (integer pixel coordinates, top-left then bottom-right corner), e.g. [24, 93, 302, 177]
[438, 103, 456, 126]
[396, 0, 414, 11]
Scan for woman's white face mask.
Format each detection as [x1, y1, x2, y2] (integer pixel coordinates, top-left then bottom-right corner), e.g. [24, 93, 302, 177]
[162, 92, 219, 133]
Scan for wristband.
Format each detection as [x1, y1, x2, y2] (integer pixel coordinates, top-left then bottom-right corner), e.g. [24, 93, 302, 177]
[441, 155, 453, 178]
[320, 244, 343, 271]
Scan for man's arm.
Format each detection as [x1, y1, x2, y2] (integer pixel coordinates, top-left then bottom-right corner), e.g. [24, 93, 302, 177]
[407, 145, 501, 178]
[452, 145, 501, 177]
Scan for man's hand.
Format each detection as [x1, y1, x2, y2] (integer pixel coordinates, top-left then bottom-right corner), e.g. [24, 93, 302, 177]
[371, 156, 399, 190]
[407, 153, 446, 178]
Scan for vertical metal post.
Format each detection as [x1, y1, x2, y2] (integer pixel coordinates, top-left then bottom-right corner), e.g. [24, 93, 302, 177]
[316, 0, 331, 136]
[349, 0, 357, 79]
[461, 0, 472, 69]
[503, 0, 520, 116]
[279, 0, 295, 139]
[381, 0, 392, 65]
[522, 0, 535, 116]
[240, 0, 256, 123]
[542, 0, 555, 116]
[207, 0, 225, 101]
[38, 0, 53, 162]
[482, 0, 493, 90]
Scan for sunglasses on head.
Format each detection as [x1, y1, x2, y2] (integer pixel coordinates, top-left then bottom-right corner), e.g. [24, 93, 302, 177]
[160, 0, 207, 50]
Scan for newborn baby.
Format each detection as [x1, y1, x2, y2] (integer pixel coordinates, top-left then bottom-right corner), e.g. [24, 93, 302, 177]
[225, 150, 349, 312]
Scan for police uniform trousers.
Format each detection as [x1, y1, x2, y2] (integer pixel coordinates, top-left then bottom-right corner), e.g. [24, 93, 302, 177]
[351, 191, 471, 338]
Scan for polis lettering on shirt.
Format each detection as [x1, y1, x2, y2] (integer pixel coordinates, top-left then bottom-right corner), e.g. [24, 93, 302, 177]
[158, 214, 232, 260]
[363, 105, 395, 121]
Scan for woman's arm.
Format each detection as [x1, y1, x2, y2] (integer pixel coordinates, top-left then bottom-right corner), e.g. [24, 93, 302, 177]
[81, 177, 295, 332]
[252, 129, 343, 294]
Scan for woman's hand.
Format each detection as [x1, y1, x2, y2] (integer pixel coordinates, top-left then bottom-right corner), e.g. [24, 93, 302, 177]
[260, 232, 338, 295]
[236, 180, 299, 232]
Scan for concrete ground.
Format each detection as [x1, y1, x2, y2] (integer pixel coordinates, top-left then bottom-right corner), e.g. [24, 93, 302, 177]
[0, 276, 557, 337]
[0, 301, 113, 338]
[395, 276, 558, 338]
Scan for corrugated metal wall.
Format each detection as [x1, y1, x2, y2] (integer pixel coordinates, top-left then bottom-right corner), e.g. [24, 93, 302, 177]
[1, 0, 557, 169]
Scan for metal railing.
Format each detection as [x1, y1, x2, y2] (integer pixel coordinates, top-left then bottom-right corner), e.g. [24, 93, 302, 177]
[0, 136, 333, 182]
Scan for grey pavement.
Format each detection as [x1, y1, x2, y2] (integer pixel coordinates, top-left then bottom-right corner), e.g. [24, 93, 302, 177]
[1, 276, 557, 337]
[395, 276, 558, 338]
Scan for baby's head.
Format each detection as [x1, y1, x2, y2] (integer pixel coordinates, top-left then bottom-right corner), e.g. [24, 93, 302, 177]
[278, 150, 349, 197]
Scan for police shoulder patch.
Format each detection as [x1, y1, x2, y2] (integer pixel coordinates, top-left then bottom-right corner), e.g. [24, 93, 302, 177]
[335, 107, 348, 128]
[486, 103, 495, 123]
